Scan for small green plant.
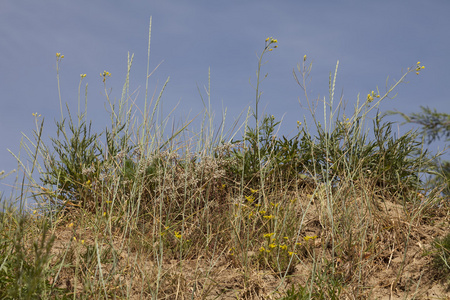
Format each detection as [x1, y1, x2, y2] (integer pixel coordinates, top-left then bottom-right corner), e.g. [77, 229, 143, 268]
[278, 264, 343, 300]
[432, 233, 450, 280]
[0, 216, 68, 299]
[41, 112, 103, 209]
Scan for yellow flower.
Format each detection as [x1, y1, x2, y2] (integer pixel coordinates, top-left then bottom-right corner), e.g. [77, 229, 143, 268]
[245, 195, 255, 203]
[269, 243, 277, 249]
[288, 251, 295, 256]
[263, 233, 275, 238]
[260, 246, 266, 252]
[263, 215, 274, 220]
[303, 55, 307, 61]
[304, 235, 317, 241]
[103, 212, 106, 217]
[259, 210, 266, 215]
[68, 222, 74, 228]
[80, 74, 87, 78]
[250, 188, 258, 194]
[272, 39, 278, 43]
[417, 61, 421, 65]
[265, 37, 270, 42]
[73, 236, 77, 241]
[174, 231, 182, 239]
[101, 70, 111, 82]
[279, 244, 288, 250]
[81, 240, 85, 245]
[268, 48, 273, 51]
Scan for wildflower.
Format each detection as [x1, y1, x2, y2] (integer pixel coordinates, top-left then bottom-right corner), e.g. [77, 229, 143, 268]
[296, 242, 302, 246]
[265, 37, 270, 42]
[297, 121, 301, 127]
[56, 53, 64, 59]
[250, 188, 258, 194]
[288, 251, 295, 256]
[303, 55, 307, 61]
[304, 235, 317, 241]
[284, 236, 289, 240]
[32, 112, 41, 117]
[73, 237, 77, 241]
[174, 231, 182, 239]
[415, 61, 425, 75]
[101, 70, 111, 82]
[81, 240, 85, 245]
[248, 212, 254, 219]
[245, 195, 255, 203]
[263, 215, 274, 220]
[367, 90, 380, 102]
[279, 244, 288, 250]
[272, 39, 278, 43]
[33, 210, 37, 215]
[269, 243, 277, 249]
[260, 246, 266, 252]
[259, 210, 266, 215]
[263, 232, 275, 238]
[103, 212, 106, 217]
[80, 74, 87, 78]
[67, 223, 74, 228]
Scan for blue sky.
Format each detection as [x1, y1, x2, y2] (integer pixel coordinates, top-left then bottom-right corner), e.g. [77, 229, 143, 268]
[1, 1, 449, 197]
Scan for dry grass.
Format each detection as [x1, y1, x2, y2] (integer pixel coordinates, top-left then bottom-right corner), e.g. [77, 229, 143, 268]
[1, 20, 449, 299]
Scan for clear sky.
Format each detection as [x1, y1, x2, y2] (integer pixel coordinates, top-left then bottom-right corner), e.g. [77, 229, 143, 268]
[1, 1, 449, 198]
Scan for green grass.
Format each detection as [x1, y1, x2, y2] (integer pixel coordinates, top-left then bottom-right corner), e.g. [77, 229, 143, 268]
[0, 20, 448, 299]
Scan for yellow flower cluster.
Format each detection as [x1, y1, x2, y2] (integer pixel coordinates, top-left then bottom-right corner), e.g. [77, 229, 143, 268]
[367, 90, 380, 102]
[56, 52, 64, 59]
[415, 61, 425, 75]
[264, 37, 278, 51]
[263, 232, 275, 238]
[303, 235, 317, 241]
[80, 74, 87, 78]
[245, 195, 255, 203]
[279, 244, 288, 250]
[101, 70, 112, 82]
